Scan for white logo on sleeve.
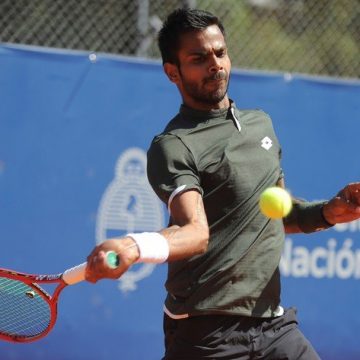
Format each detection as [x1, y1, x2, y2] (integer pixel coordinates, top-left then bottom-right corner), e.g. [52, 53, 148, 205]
[96, 147, 165, 293]
[261, 136, 273, 150]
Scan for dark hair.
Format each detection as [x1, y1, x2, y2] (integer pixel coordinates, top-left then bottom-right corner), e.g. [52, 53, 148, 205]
[158, 8, 225, 65]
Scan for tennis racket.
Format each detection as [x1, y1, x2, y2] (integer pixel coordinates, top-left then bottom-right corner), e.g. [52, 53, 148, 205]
[0, 251, 119, 343]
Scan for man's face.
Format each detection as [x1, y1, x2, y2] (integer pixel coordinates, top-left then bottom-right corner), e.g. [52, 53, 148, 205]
[165, 25, 231, 110]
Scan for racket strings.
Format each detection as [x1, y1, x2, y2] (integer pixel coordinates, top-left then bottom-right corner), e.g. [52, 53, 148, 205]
[0, 277, 51, 338]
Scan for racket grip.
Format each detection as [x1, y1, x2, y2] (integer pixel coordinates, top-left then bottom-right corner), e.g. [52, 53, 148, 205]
[62, 251, 120, 285]
[106, 251, 120, 269]
[62, 262, 87, 285]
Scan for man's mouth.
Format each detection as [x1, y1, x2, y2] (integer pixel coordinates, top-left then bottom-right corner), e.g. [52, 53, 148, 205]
[206, 72, 227, 82]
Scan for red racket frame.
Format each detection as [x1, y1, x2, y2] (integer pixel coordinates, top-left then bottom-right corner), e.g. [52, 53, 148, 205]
[0, 267, 67, 343]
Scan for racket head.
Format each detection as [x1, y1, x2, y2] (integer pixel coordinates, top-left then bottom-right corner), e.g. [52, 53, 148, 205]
[0, 252, 119, 343]
[0, 268, 64, 343]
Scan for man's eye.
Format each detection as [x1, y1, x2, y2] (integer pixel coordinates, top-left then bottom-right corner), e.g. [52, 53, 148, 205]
[192, 57, 204, 63]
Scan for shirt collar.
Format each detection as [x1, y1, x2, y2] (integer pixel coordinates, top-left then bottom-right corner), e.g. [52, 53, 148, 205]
[179, 99, 236, 120]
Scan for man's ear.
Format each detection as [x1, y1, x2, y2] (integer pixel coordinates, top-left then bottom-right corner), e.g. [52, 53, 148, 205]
[164, 63, 180, 84]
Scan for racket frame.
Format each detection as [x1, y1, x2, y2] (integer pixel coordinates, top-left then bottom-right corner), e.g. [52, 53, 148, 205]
[0, 267, 67, 343]
[0, 251, 118, 343]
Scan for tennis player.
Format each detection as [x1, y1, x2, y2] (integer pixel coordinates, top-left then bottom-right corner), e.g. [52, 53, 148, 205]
[86, 8, 360, 359]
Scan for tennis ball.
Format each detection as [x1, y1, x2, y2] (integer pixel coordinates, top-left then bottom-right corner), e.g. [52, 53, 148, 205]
[259, 187, 292, 219]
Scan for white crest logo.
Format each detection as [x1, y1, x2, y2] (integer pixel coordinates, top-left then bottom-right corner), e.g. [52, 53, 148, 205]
[261, 136, 273, 151]
[96, 147, 165, 293]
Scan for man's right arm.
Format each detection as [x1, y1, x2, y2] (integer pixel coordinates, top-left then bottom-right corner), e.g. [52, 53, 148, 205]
[160, 190, 209, 261]
[85, 190, 209, 283]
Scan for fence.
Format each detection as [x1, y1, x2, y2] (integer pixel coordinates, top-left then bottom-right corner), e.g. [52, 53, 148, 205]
[0, 0, 359, 78]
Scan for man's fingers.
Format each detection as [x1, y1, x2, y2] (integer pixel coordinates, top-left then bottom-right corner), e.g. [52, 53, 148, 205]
[340, 183, 360, 209]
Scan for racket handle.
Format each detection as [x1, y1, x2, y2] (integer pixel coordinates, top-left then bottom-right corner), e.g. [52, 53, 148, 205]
[62, 251, 120, 285]
[62, 262, 87, 285]
[106, 251, 120, 269]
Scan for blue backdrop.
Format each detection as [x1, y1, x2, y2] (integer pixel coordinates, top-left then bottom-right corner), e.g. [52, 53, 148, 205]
[0, 44, 359, 359]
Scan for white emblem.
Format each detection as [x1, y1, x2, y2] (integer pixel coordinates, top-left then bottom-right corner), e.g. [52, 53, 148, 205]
[261, 136, 273, 150]
[96, 147, 165, 292]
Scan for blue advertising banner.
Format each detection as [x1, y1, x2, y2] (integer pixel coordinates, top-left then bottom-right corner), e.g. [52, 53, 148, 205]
[0, 44, 359, 359]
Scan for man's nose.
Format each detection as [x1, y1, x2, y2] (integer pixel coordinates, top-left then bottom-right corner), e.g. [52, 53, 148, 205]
[209, 55, 223, 73]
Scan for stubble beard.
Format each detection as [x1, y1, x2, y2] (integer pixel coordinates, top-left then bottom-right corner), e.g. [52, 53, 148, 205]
[182, 73, 230, 106]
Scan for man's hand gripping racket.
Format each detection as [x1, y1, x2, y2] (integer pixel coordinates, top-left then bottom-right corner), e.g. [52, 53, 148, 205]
[0, 251, 119, 343]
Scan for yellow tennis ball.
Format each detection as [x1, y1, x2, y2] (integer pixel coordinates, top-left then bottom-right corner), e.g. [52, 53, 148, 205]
[259, 187, 292, 219]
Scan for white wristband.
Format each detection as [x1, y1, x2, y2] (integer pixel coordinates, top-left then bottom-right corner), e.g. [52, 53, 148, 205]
[126, 232, 169, 263]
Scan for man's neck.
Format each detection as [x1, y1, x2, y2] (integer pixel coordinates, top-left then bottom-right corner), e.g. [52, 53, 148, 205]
[183, 96, 230, 112]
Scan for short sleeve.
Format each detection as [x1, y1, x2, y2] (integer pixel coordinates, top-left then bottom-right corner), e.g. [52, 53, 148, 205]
[147, 134, 203, 207]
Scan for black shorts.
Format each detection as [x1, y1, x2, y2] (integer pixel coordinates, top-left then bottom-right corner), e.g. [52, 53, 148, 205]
[162, 308, 320, 360]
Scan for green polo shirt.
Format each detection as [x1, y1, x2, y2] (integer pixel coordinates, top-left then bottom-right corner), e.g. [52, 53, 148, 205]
[147, 101, 284, 318]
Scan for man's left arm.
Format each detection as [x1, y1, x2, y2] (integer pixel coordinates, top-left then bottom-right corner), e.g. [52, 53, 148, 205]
[322, 182, 360, 224]
[279, 179, 360, 234]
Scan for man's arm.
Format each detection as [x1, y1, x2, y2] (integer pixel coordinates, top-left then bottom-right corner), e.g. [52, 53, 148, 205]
[279, 178, 360, 234]
[322, 183, 360, 224]
[85, 190, 209, 283]
[161, 190, 209, 260]
[277, 178, 304, 233]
